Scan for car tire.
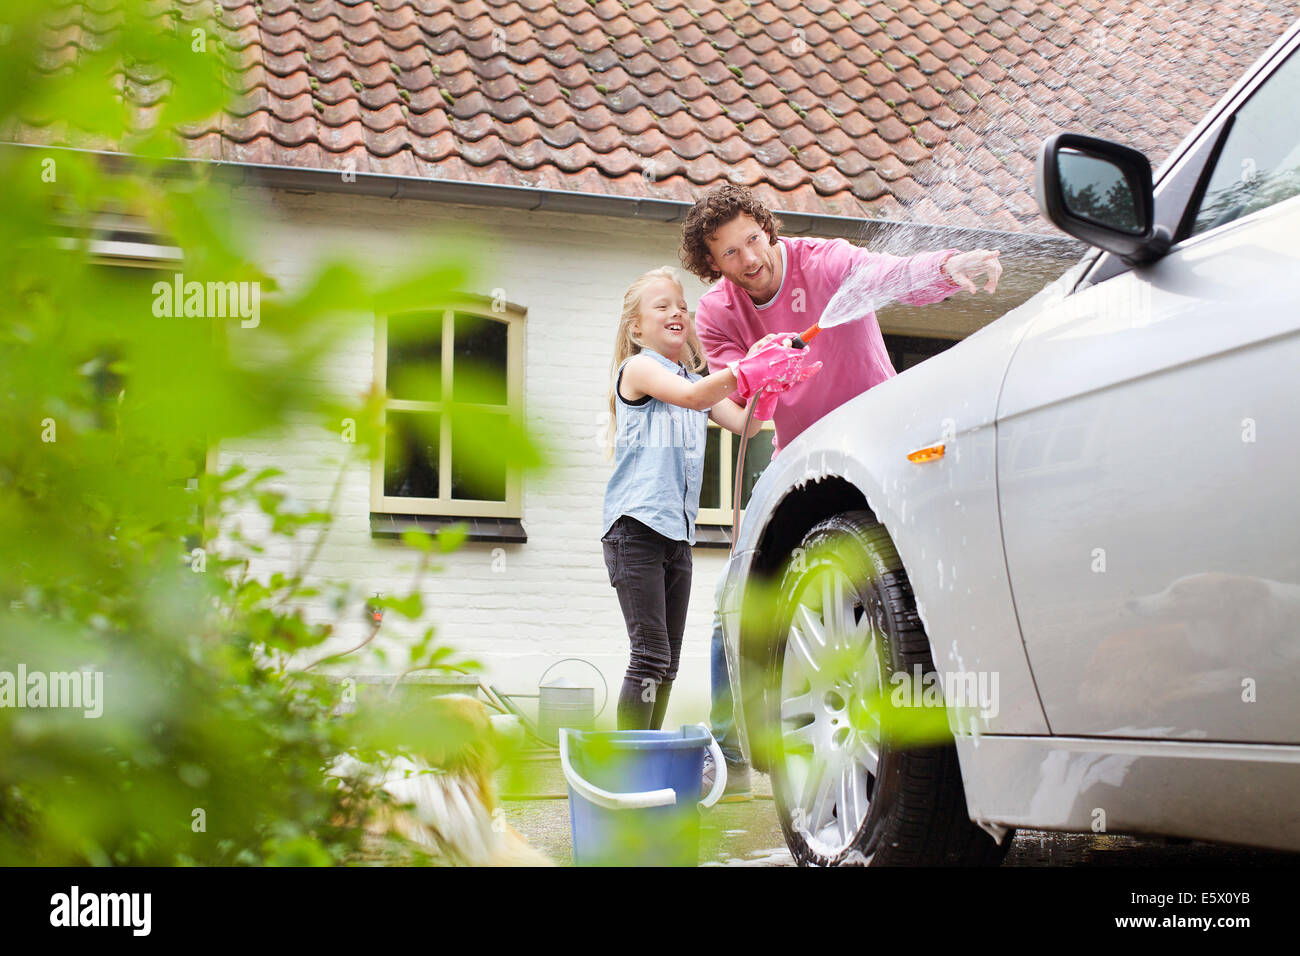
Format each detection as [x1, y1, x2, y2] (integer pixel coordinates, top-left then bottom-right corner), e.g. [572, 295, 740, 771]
[765, 510, 1012, 866]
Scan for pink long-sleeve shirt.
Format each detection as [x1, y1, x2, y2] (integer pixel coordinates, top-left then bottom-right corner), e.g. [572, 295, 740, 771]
[694, 236, 962, 451]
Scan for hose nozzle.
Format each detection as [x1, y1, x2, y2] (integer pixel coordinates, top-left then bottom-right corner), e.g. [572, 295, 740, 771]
[789, 322, 821, 350]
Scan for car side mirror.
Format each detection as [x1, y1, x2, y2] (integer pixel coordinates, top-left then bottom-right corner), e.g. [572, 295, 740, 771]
[1036, 133, 1171, 264]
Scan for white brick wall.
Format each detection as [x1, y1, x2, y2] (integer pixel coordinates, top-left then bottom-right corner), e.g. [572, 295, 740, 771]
[217, 186, 731, 727]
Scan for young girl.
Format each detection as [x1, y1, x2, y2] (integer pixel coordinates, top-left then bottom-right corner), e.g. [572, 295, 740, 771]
[602, 266, 818, 730]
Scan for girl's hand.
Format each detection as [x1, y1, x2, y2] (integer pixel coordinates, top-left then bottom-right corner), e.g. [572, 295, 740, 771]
[729, 344, 815, 400]
[752, 358, 823, 419]
[765, 359, 823, 393]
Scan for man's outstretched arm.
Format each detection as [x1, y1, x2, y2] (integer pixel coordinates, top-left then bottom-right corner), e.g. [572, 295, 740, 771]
[818, 238, 1001, 307]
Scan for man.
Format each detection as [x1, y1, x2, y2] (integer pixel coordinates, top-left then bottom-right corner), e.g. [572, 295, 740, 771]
[679, 184, 1001, 799]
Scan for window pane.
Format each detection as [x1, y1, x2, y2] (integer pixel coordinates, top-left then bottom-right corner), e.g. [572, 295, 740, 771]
[384, 411, 440, 498]
[453, 312, 508, 406]
[732, 428, 775, 509]
[387, 312, 443, 402]
[700, 425, 723, 510]
[451, 410, 507, 501]
[1191, 51, 1300, 236]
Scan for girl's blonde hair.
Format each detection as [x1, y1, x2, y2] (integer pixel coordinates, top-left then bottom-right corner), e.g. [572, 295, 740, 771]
[606, 266, 707, 455]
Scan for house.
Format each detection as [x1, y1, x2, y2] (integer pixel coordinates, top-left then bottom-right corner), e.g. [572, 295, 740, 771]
[8, 0, 1293, 723]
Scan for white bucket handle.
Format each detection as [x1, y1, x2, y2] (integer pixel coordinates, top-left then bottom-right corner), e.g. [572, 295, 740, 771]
[558, 728, 677, 810]
[697, 723, 727, 809]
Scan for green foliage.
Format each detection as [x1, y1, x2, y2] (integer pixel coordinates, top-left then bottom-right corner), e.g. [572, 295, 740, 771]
[0, 0, 545, 865]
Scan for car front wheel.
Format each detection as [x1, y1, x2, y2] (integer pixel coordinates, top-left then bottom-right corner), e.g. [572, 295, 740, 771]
[765, 510, 1011, 866]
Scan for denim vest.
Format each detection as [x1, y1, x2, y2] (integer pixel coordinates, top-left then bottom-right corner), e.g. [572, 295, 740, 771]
[602, 348, 708, 544]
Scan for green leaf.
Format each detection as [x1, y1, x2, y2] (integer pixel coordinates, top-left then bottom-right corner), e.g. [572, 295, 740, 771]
[375, 592, 423, 619]
[400, 529, 435, 552]
[436, 523, 468, 553]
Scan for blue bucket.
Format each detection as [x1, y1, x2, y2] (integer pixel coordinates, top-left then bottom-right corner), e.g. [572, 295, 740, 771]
[560, 724, 726, 867]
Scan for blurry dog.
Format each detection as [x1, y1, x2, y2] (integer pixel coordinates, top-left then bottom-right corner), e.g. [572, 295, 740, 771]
[1079, 571, 1300, 723]
[1127, 570, 1300, 661]
[328, 693, 552, 866]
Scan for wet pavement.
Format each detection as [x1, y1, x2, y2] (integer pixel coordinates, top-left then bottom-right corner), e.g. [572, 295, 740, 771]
[497, 756, 1300, 867]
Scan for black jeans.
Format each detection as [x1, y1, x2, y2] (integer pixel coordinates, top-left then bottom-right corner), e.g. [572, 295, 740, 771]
[602, 515, 693, 730]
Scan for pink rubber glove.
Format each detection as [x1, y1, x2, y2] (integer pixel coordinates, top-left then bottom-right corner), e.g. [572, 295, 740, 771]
[753, 388, 779, 420]
[765, 360, 823, 393]
[751, 358, 823, 420]
[729, 344, 812, 402]
[744, 331, 800, 357]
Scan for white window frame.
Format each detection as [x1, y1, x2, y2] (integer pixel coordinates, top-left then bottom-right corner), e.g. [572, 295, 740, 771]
[54, 210, 184, 266]
[697, 419, 776, 527]
[370, 299, 526, 519]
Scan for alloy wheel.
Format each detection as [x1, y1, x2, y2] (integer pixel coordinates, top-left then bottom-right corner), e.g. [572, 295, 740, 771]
[777, 564, 884, 858]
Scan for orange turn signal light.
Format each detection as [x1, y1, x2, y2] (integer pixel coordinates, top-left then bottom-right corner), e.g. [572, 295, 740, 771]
[907, 443, 946, 463]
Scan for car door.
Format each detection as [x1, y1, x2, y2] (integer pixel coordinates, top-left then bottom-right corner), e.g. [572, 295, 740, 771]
[995, 39, 1300, 743]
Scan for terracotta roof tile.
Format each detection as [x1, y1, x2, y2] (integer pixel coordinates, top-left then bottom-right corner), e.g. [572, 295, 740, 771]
[897, 100, 927, 125]
[876, 115, 912, 143]
[14, 0, 1296, 234]
[892, 136, 931, 164]
[820, 90, 859, 116]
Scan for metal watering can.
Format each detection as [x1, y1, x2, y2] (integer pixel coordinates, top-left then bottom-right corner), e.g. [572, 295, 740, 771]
[536, 658, 608, 745]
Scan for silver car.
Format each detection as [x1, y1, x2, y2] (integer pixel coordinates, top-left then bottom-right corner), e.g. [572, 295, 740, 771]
[720, 18, 1300, 865]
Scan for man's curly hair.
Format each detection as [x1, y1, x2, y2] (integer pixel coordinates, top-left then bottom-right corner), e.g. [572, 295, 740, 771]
[679, 184, 783, 283]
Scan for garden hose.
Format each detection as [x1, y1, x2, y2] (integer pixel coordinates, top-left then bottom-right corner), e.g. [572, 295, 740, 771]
[730, 387, 763, 555]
